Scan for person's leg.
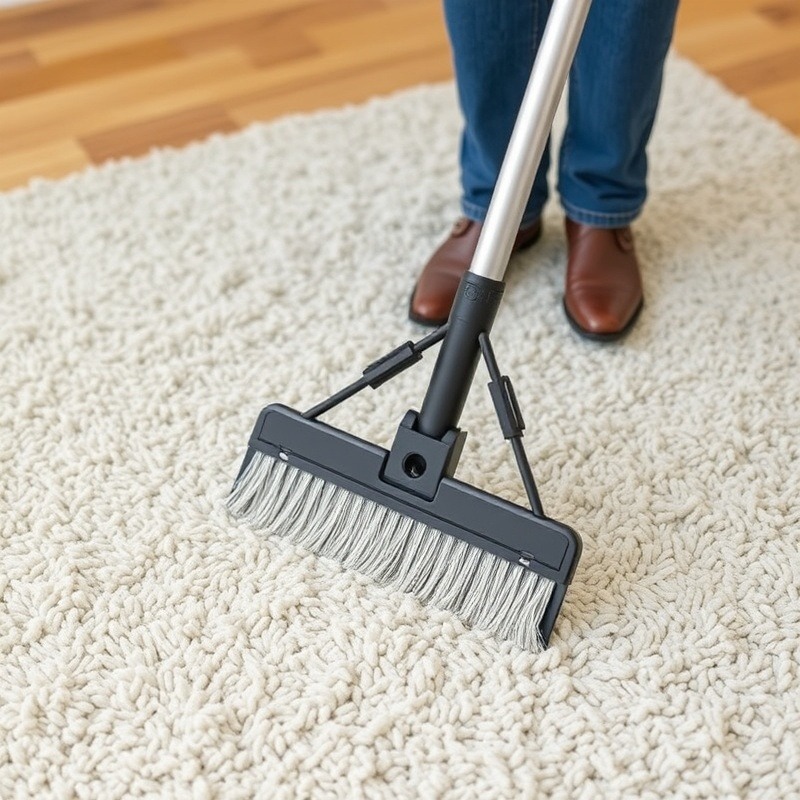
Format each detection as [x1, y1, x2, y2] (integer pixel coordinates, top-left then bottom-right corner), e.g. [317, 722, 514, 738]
[558, 0, 679, 226]
[557, 0, 678, 340]
[445, 0, 551, 227]
[410, 0, 551, 326]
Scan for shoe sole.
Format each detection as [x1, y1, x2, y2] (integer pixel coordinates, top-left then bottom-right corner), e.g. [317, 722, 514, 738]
[407, 225, 543, 327]
[562, 297, 644, 343]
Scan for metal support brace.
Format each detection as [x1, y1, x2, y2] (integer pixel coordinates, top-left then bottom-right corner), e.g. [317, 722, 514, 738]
[478, 333, 545, 518]
[303, 324, 448, 419]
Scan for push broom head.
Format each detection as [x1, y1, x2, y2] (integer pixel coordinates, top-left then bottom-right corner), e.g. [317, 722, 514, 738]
[228, 403, 581, 652]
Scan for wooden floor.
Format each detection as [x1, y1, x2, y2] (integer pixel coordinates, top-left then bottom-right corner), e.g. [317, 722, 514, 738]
[0, 0, 797, 190]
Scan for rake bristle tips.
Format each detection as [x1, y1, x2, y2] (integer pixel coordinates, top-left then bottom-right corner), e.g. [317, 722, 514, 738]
[227, 451, 555, 652]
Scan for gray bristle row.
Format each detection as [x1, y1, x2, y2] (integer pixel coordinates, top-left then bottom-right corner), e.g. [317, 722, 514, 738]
[227, 452, 555, 652]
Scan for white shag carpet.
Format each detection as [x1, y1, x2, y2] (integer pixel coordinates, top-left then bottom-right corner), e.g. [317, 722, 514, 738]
[1, 55, 799, 798]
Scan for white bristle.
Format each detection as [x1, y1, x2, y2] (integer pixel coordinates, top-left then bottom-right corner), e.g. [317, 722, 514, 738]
[227, 451, 555, 652]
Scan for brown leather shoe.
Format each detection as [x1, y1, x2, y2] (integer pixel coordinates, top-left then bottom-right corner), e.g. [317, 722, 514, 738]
[409, 216, 542, 326]
[563, 219, 644, 341]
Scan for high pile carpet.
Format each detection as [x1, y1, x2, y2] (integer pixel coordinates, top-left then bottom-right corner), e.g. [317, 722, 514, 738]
[1, 55, 799, 798]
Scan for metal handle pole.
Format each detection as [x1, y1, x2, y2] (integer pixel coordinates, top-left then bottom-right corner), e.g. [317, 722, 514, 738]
[469, 0, 593, 282]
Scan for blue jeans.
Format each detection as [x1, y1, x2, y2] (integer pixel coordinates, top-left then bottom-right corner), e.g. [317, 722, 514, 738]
[444, 0, 679, 228]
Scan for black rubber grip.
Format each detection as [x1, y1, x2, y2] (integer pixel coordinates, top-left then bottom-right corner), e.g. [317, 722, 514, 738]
[417, 272, 505, 438]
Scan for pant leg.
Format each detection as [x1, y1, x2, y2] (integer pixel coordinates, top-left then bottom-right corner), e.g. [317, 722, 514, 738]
[558, 0, 679, 227]
[444, 0, 551, 227]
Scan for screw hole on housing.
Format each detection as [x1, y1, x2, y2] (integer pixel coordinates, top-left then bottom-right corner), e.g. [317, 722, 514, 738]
[403, 453, 427, 479]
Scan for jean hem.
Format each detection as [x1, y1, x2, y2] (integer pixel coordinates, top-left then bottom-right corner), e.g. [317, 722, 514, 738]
[461, 199, 545, 229]
[560, 199, 642, 227]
